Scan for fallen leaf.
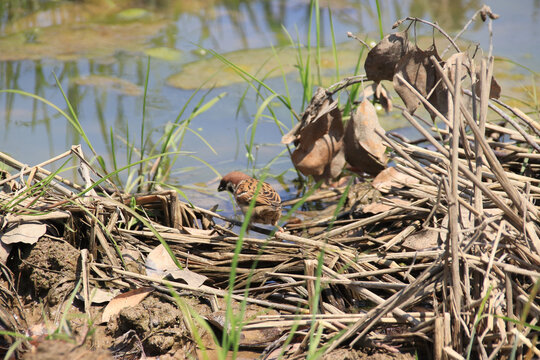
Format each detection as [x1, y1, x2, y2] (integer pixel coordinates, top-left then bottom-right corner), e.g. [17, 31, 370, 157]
[365, 31, 411, 83]
[168, 269, 207, 288]
[145, 244, 207, 287]
[393, 45, 440, 115]
[282, 88, 338, 145]
[1, 222, 46, 245]
[362, 83, 393, 112]
[402, 228, 440, 250]
[343, 99, 387, 176]
[362, 197, 411, 214]
[77, 288, 121, 304]
[0, 242, 11, 265]
[372, 167, 419, 193]
[90, 288, 121, 304]
[145, 244, 179, 279]
[101, 287, 153, 323]
[474, 71, 501, 100]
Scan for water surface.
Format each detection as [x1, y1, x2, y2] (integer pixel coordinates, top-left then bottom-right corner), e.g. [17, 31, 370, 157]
[0, 0, 538, 211]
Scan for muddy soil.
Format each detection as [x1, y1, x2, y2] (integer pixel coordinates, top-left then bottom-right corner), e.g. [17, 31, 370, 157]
[3, 237, 416, 359]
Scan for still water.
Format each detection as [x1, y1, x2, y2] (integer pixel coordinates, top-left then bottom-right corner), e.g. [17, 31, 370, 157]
[0, 0, 538, 210]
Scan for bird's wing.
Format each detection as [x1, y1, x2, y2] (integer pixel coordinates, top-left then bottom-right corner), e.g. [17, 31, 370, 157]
[235, 179, 281, 208]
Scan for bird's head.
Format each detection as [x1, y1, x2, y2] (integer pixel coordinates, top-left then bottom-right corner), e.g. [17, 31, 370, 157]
[218, 171, 251, 193]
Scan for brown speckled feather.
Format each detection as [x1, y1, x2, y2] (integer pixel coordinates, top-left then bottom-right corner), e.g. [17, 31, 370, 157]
[235, 178, 281, 208]
[218, 171, 282, 226]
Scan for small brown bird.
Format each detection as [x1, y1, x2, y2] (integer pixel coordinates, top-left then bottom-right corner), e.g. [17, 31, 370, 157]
[218, 171, 282, 228]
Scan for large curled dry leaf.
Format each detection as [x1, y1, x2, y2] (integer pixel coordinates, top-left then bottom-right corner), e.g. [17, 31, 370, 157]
[393, 45, 440, 115]
[365, 31, 411, 83]
[282, 88, 336, 145]
[343, 99, 387, 176]
[291, 94, 345, 182]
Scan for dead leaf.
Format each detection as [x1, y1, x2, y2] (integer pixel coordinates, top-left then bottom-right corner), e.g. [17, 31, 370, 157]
[291, 95, 345, 182]
[372, 167, 420, 193]
[474, 71, 501, 100]
[281, 88, 337, 145]
[343, 99, 387, 176]
[101, 287, 153, 323]
[145, 244, 207, 287]
[77, 288, 121, 304]
[402, 228, 440, 250]
[1, 222, 46, 245]
[480, 5, 499, 21]
[167, 269, 207, 288]
[90, 288, 121, 304]
[365, 31, 411, 83]
[0, 242, 11, 265]
[145, 244, 179, 279]
[362, 83, 393, 112]
[362, 196, 411, 214]
[393, 45, 440, 115]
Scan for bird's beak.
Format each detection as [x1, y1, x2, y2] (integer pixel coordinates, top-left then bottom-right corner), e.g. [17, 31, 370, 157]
[217, 181, 226, 192]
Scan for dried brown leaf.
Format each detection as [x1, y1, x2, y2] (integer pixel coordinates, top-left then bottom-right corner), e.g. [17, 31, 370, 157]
[393, 45, 440, 115]
[480, 5, 499, 21]
[291, 97, 345, 181]
[402, 229, 440, 250]
[145, 244, 207, 287]
[362, 196, 411, 214]
[365, 31, 411, 83]
[101, 287, 154, 323]
[145, 244, 178, 279]
[168, 269, 207, 288]
[362, 83, 393, 112]
[474, 71, 501, 100]
[372, 167, 420, 193]
[0, 242, 11, 265]
[281, 88, 337, 145]
[343, 99, 387, 175]
[1, 222, 46, 245]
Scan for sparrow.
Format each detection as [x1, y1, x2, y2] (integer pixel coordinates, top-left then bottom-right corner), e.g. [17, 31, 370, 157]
[218, 171, 282, 228]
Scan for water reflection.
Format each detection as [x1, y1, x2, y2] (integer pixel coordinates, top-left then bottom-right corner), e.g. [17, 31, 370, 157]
[0, 0, 538, 198]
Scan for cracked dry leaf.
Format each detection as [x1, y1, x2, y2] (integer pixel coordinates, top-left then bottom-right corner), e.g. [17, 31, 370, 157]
[344, 99, 387, 176]
[291, 97, 345, 182]
[393, 45, 440, 115]
[365, 31, 411, 83]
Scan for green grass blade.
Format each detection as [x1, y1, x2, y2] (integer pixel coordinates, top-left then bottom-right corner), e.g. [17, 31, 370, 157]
[139, 57, 151, 191]
[246, 93, 281, 166]
[375, 0, 384, 39]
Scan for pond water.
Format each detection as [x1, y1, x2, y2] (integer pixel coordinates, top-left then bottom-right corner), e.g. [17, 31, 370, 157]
[0, 0, 538, 212]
